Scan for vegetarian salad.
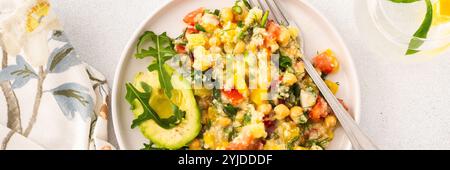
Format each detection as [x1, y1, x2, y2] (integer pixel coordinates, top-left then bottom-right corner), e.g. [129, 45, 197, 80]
[126, 0, 346, 150]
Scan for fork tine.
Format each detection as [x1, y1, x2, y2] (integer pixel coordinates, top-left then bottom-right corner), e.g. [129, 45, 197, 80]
[262, 0, 287, 25]
[265, 0, 289, 25]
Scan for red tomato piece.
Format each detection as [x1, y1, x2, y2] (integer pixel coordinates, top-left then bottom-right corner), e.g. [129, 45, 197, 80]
[266, 20, 281, 39]
[186, 27, 199, 34]
[313, 50, 339, 74]
[309, 96, 330, 121]
[183, 8, 204, 26]
[175, 44, 187, 54]
[222, 89, 244, 106]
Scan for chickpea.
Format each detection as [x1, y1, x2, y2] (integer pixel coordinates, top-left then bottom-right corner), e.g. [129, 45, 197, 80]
[274, 104, 290, 120]
[324, 115, 337, 129]
[290, 106, 304, 124]
[282, 73, 298, 87]
[257, 104, 273, 115]
[224, 43, 235, 54]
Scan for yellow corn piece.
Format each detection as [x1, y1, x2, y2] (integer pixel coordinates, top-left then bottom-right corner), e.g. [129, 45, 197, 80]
[325, 80, 339, 94]
[203, 132, 215, 149]
[250, 88, 268, 106]
[187, 33, 207, 49]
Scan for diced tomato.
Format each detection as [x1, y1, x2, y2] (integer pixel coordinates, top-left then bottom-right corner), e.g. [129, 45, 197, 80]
[309, 96, 330, 121]
[183, 8, 204, 26]
[222, 89, 244, 106]
[175, 44, 187, 54]
[313, 50, 339, 74]
[266, 20, 281, 40]
[186, 26, 199, 34]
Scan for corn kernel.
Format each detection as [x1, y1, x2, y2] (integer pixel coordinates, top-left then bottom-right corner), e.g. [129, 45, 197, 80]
[246, 42, 257, 53]
[250, 88, 268, 106]
[278, 27, 291, 47]
[186, 33, 207, 49]
[293, 146, 309, 150]
[207, 107, 217, 120]
[324, 115, 337, 129]
[257, 103, 272, 115]
[203, 132, 215, 149]
[224, 43, 235, 54]
[288, 26, 299, 38]
[234, 41, 246, 54]
[274, 104, 290, 120]
[282, 73, 298, 87]
[220, 8, 234, 23]
[218, 117, 232, 127]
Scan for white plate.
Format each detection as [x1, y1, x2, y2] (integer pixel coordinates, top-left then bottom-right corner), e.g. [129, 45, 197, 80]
[112, 0, 361, 150]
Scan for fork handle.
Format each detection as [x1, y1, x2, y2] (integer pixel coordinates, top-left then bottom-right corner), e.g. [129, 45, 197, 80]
[302, 58, 379, 150]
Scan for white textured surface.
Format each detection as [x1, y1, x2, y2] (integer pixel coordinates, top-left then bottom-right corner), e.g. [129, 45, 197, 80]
[51, 0, 450, 150]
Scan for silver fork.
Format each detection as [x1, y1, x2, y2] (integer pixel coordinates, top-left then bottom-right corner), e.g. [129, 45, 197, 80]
[249, 0, 378, 150]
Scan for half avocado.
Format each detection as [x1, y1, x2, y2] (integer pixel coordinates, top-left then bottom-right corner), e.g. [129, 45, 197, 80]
[131, 71, 200, 150]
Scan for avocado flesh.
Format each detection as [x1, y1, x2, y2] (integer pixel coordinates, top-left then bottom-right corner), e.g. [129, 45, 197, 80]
[131, 71, 200, 150]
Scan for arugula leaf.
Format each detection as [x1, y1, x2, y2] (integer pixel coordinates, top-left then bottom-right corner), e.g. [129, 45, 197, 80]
[279, 55, 293, 71]
[126, 83, 185, 129]
[405, 0, 433, 55]
[135, 31, 177, 98]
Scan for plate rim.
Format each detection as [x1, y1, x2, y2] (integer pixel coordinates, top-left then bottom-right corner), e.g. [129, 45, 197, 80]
[111, 0, 361, 150]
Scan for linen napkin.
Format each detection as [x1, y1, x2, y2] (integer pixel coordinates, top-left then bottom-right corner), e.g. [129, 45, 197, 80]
[0, 0, 114, 150]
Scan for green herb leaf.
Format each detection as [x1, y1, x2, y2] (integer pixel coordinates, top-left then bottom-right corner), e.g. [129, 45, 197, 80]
[405, 0, 433, 55]
[135, 31, 177, 98]
[214, 9, 221, 16]
[224, 104, 238, 117]
[213, 87, 222, 101]
[243, 113, 251, 125]
[287, 136, 300, 150]
[195, 23, 207, 32]
[279, 55, 293, 71]
[126, 83, 185, 129]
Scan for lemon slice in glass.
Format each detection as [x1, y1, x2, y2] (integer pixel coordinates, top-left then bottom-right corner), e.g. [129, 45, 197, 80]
[432, 0, 450, 26]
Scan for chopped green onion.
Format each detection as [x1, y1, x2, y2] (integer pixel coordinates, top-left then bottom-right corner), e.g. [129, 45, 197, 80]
[242, 0, 252, 9]
[260, 11, 270, 27]
[232, 5, 243, 15]
[195, 23, 207, 32]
